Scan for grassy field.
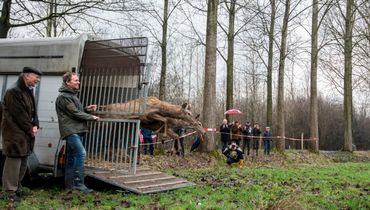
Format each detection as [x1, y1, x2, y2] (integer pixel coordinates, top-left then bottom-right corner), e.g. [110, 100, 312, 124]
[1, 151, 369, 209]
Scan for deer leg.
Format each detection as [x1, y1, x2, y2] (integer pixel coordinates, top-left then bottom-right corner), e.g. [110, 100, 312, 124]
[147, 112, 168, 137]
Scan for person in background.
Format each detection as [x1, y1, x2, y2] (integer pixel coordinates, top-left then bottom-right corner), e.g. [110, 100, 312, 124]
[263, 127, 272, 155]
[175, 127, 185, 157]
[242, 122, 252, 156]
[219, 119, 230, 151]
[55, 72, 99, 193]
[223, 141, 244, 168]
[230, 121, 243, 146]
[141, 127, 154, 156]
[2, 67, 42, 202]
[252, 123, 262, 156]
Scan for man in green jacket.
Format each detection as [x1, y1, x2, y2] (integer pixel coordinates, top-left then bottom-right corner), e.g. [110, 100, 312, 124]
[2, 67, 42, 202]
[55, 72, 99, 193]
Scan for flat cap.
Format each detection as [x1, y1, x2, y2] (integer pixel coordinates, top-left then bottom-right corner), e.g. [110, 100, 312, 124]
[23, 66, 42, 76]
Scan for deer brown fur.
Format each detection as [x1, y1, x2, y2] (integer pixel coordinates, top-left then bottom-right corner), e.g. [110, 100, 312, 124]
[98, 96, 205, 139]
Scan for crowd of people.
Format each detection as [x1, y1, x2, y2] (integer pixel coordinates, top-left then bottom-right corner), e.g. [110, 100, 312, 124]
[220, 119, 273, 166]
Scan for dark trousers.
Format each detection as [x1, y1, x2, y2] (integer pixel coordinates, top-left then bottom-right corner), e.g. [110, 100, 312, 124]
[242, 138, 251, 155]
[221, 140, 228, 152]
[226, 156, 242, 165]
[253, 138, 259, 156]
[143, 138, 154, 155]
[174, 138, 184, 157]
[264, 139, 271, 155]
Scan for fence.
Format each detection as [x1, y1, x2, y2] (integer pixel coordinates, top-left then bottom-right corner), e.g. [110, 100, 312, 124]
[83, 118, 140, 175]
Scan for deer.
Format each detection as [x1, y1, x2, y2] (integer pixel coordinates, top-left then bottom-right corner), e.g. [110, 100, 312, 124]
[97, 96, 205, 156]
[99, 96, 204, 138]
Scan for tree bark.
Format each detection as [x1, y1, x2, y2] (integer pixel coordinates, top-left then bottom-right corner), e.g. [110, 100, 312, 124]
[309, 0, 319, 152]
[159, 0, 169, 101]
[226, 0, 236, 116]
[276, 0, 291, 152]
[343, 0, 354, 151]
[266, 0, 276, 127]
[200, 0, 219, 152]
[0, 0, 12, 38]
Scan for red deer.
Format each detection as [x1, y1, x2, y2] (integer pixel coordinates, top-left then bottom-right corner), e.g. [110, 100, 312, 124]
[99, 96, 205, 138]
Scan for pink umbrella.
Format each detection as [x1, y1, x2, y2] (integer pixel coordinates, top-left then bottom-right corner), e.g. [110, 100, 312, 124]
[224, 109, 242, 115]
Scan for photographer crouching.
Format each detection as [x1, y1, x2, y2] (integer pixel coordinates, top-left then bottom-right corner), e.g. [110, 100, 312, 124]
[223, 141, 244, 168]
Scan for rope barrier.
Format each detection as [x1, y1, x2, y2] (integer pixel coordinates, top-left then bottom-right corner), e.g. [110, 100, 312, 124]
[139, 129, 318, 147]
[215, 131, 319, 142]
[139, 131, 198, 146]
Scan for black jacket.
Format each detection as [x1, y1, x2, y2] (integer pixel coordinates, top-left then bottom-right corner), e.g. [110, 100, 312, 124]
[55, 83, 96, 139]
[2, 76, 39, 157]
[219, 124, 230, 142]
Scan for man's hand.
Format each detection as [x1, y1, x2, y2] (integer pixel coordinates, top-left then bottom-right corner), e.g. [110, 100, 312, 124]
[92, 115, 100, 121]
[32, 126, 38, 137]
[86, 104, 97, 112]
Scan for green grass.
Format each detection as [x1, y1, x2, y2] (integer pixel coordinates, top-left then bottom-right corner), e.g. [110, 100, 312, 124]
[1, 159, 369, 209]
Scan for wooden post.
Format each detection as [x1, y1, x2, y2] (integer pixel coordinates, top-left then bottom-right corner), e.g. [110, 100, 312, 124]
[301, 132, 304, 150]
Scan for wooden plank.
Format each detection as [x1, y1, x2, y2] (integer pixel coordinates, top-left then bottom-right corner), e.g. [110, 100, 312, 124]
[137, 180, 188, 190]
[123, 176, 174, 184]
[86, 167, 195, 194]
[140, 182, 195, 194]
[93, 170, 113, 174]
[108, 171, 163, 179]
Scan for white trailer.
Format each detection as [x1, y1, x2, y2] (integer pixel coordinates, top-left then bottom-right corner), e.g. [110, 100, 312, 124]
[0, 34, 149, 178]
[0, 35, 195, 194]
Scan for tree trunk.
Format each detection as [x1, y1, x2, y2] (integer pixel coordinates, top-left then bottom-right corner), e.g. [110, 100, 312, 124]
[159, 0, 169, 101]
[309, 0, 319, 152]
[226, 0, 236, 115]
[343, 0, 354, 151]
[200, 0, 219, 152]
[276, 0, 291, 152]
[0, 0, 12, 38]
[266, 0, 276, 127]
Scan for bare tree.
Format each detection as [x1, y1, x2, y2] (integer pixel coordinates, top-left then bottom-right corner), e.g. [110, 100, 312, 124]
[200, 0, 219, 152]
[309, 0, 333, 152]
[343, 0, 354, 151]
[159, 0, 170, 101]
[309, 0, 319, 152]
[276, 0, 291, 152]
[0, 0, 139, 38]
[225, 0, 236, 117]
[266, 0, 276, 128]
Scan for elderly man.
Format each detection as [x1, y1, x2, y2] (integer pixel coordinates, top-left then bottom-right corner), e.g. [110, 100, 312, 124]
[2, 67, 42, 202]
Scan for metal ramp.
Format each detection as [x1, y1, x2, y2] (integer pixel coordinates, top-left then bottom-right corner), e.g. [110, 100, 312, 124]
[85, 167, 195, 194]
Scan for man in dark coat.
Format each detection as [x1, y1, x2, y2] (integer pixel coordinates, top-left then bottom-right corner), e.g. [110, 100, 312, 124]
[241, 122, 252, 155]
[2, 67, 42, 202]
[55, 72, 99, 193]
[252, 123, 262, 156]
[219, 119, 230, 151]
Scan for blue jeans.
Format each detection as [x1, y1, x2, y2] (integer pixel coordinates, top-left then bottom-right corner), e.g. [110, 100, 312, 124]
[264, 139, 271, 155]
[65, 133, 86, 188]
[143, 138, 154, 155]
